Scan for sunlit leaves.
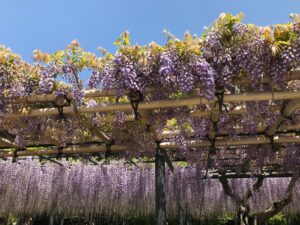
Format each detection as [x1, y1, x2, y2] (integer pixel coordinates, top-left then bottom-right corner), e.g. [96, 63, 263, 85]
[2, 13, 300, 163]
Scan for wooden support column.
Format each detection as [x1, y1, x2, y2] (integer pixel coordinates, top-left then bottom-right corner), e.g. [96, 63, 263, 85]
[155, 147, 166, 225]
[139, 106, 171, 225]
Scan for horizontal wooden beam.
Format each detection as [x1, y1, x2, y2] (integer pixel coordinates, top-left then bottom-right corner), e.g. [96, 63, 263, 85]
[160, 123, 300, 139]
[205, 171, 294, 179]
[97, 106, 283, 123]
[1, 135, 300, 158]
[0, 145, 127, 158]
[0, 138, 18, 148]
[7, 71, 300, 104]
[3, 91, 300, 119]
[1, 119, 298, 149]
[160, 135, 300, 149]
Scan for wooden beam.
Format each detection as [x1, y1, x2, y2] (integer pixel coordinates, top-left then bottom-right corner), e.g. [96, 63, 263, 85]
[96, 106, 283, 123]
[160, 123, 300, 139]
[84, 116, 111, 144]
[7, 71, 300, 104]
[160, 135, 300, 149]
[1, 135, 300, 158]
[265, 99, 300, 138]
[3, 91, 300, 119]
[0, 137, 18, 148]
[0, 145, 127, 158]
[206, 171, 295, 179]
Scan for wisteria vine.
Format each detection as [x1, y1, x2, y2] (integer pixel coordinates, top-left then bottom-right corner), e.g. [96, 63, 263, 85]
[0, 13, 300, 165]
[0, 160, 299, 219]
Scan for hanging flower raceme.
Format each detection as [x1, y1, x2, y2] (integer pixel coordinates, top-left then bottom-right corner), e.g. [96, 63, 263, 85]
[0, 160, 299, 219]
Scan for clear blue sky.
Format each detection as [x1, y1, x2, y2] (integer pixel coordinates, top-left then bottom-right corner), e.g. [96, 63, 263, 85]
[0, 0, 299, 80]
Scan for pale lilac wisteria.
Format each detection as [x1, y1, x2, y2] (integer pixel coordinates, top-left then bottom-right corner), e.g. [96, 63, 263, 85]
[2, 14, 300, 162]
[0, 160, 299, 219]
[1, 15, 300, 224]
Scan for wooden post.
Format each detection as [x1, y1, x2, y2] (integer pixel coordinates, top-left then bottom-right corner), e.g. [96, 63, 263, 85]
[155, 148, 166, 225]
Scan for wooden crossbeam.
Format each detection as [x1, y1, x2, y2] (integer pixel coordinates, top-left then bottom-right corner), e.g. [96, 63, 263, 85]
[204, 171, 295, 179]
[265, 99, 300, 138]
[96, 105, 283, 123]
[0, 137, 18, 148]
[160, 123, 300, 139]
[0, 135, 299, 158]
[2, 91, 300, 119]
[6, 71, 300, 104]
[160, 135, 300, 149]
[85, 116, 111, 144]
[0, 145, 127, 158]
[1, 121, 300, 149]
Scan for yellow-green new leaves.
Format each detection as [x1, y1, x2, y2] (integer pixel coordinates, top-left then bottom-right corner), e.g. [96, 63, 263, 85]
[212, 13, 244, 35]
[263, 23, 297, 55]
[34, 40, 100, 71]
[114, 31, 131, 46]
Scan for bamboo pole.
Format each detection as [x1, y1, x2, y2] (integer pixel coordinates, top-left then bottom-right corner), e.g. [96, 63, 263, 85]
[0, 145, 127, 158]
[206, 171, 295, 179]
[265, 99, 300, 138]
[7, 89, 129, 104]
[1, 135, 300, 158]
[3, 91, 300, 119]
[97, 105, 283, 123]
[0, 138, 18, 148]
[2, 122, 297, 148]
[160, 123, 300, 139]
[7, 71, 300, 104]
[19, 136, 104, 147]
[159, 135, 300, 149]
[232, 70, 300, 84]
[2, 121, 299, 149]
[84, 115, 110, 144]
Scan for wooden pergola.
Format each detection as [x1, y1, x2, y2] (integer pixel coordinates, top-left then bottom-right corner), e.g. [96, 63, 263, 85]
[1, 70, 300, 225]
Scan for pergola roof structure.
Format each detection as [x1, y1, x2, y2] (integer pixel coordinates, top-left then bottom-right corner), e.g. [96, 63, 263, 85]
[0, 70, 300, 176]
[2, 13, 300, 224]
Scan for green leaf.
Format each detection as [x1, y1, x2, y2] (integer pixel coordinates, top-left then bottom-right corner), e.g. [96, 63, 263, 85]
[123, 31, 130, 46]
[277, 40, 290, 46]
[113, 37, 122, 46]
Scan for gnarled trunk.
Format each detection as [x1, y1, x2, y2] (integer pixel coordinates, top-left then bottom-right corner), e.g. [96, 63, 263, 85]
[237, 204, 257, 225]
[155, 148, 166, 225]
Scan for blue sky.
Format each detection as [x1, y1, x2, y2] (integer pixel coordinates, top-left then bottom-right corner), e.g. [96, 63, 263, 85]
[0, 0, 299, 81]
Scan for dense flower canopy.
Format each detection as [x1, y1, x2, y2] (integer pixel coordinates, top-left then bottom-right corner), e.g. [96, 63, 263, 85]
[1, 13, 300, 224]
[0, 159, 299, 219]
[0, 13, 300, 172]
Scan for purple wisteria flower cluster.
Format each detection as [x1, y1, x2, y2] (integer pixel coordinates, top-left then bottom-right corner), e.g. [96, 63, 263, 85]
[0, 159, 299, 219]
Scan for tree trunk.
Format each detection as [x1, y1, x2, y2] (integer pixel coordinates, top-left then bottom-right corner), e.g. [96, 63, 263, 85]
[155, 148, 166, 225]
[236, 203, 257, 225]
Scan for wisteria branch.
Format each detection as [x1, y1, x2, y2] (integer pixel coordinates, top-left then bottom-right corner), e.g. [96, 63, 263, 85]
[257, 173, 299, 224]
[243, 176, 264, 201]
[219, 174, 241, 203]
